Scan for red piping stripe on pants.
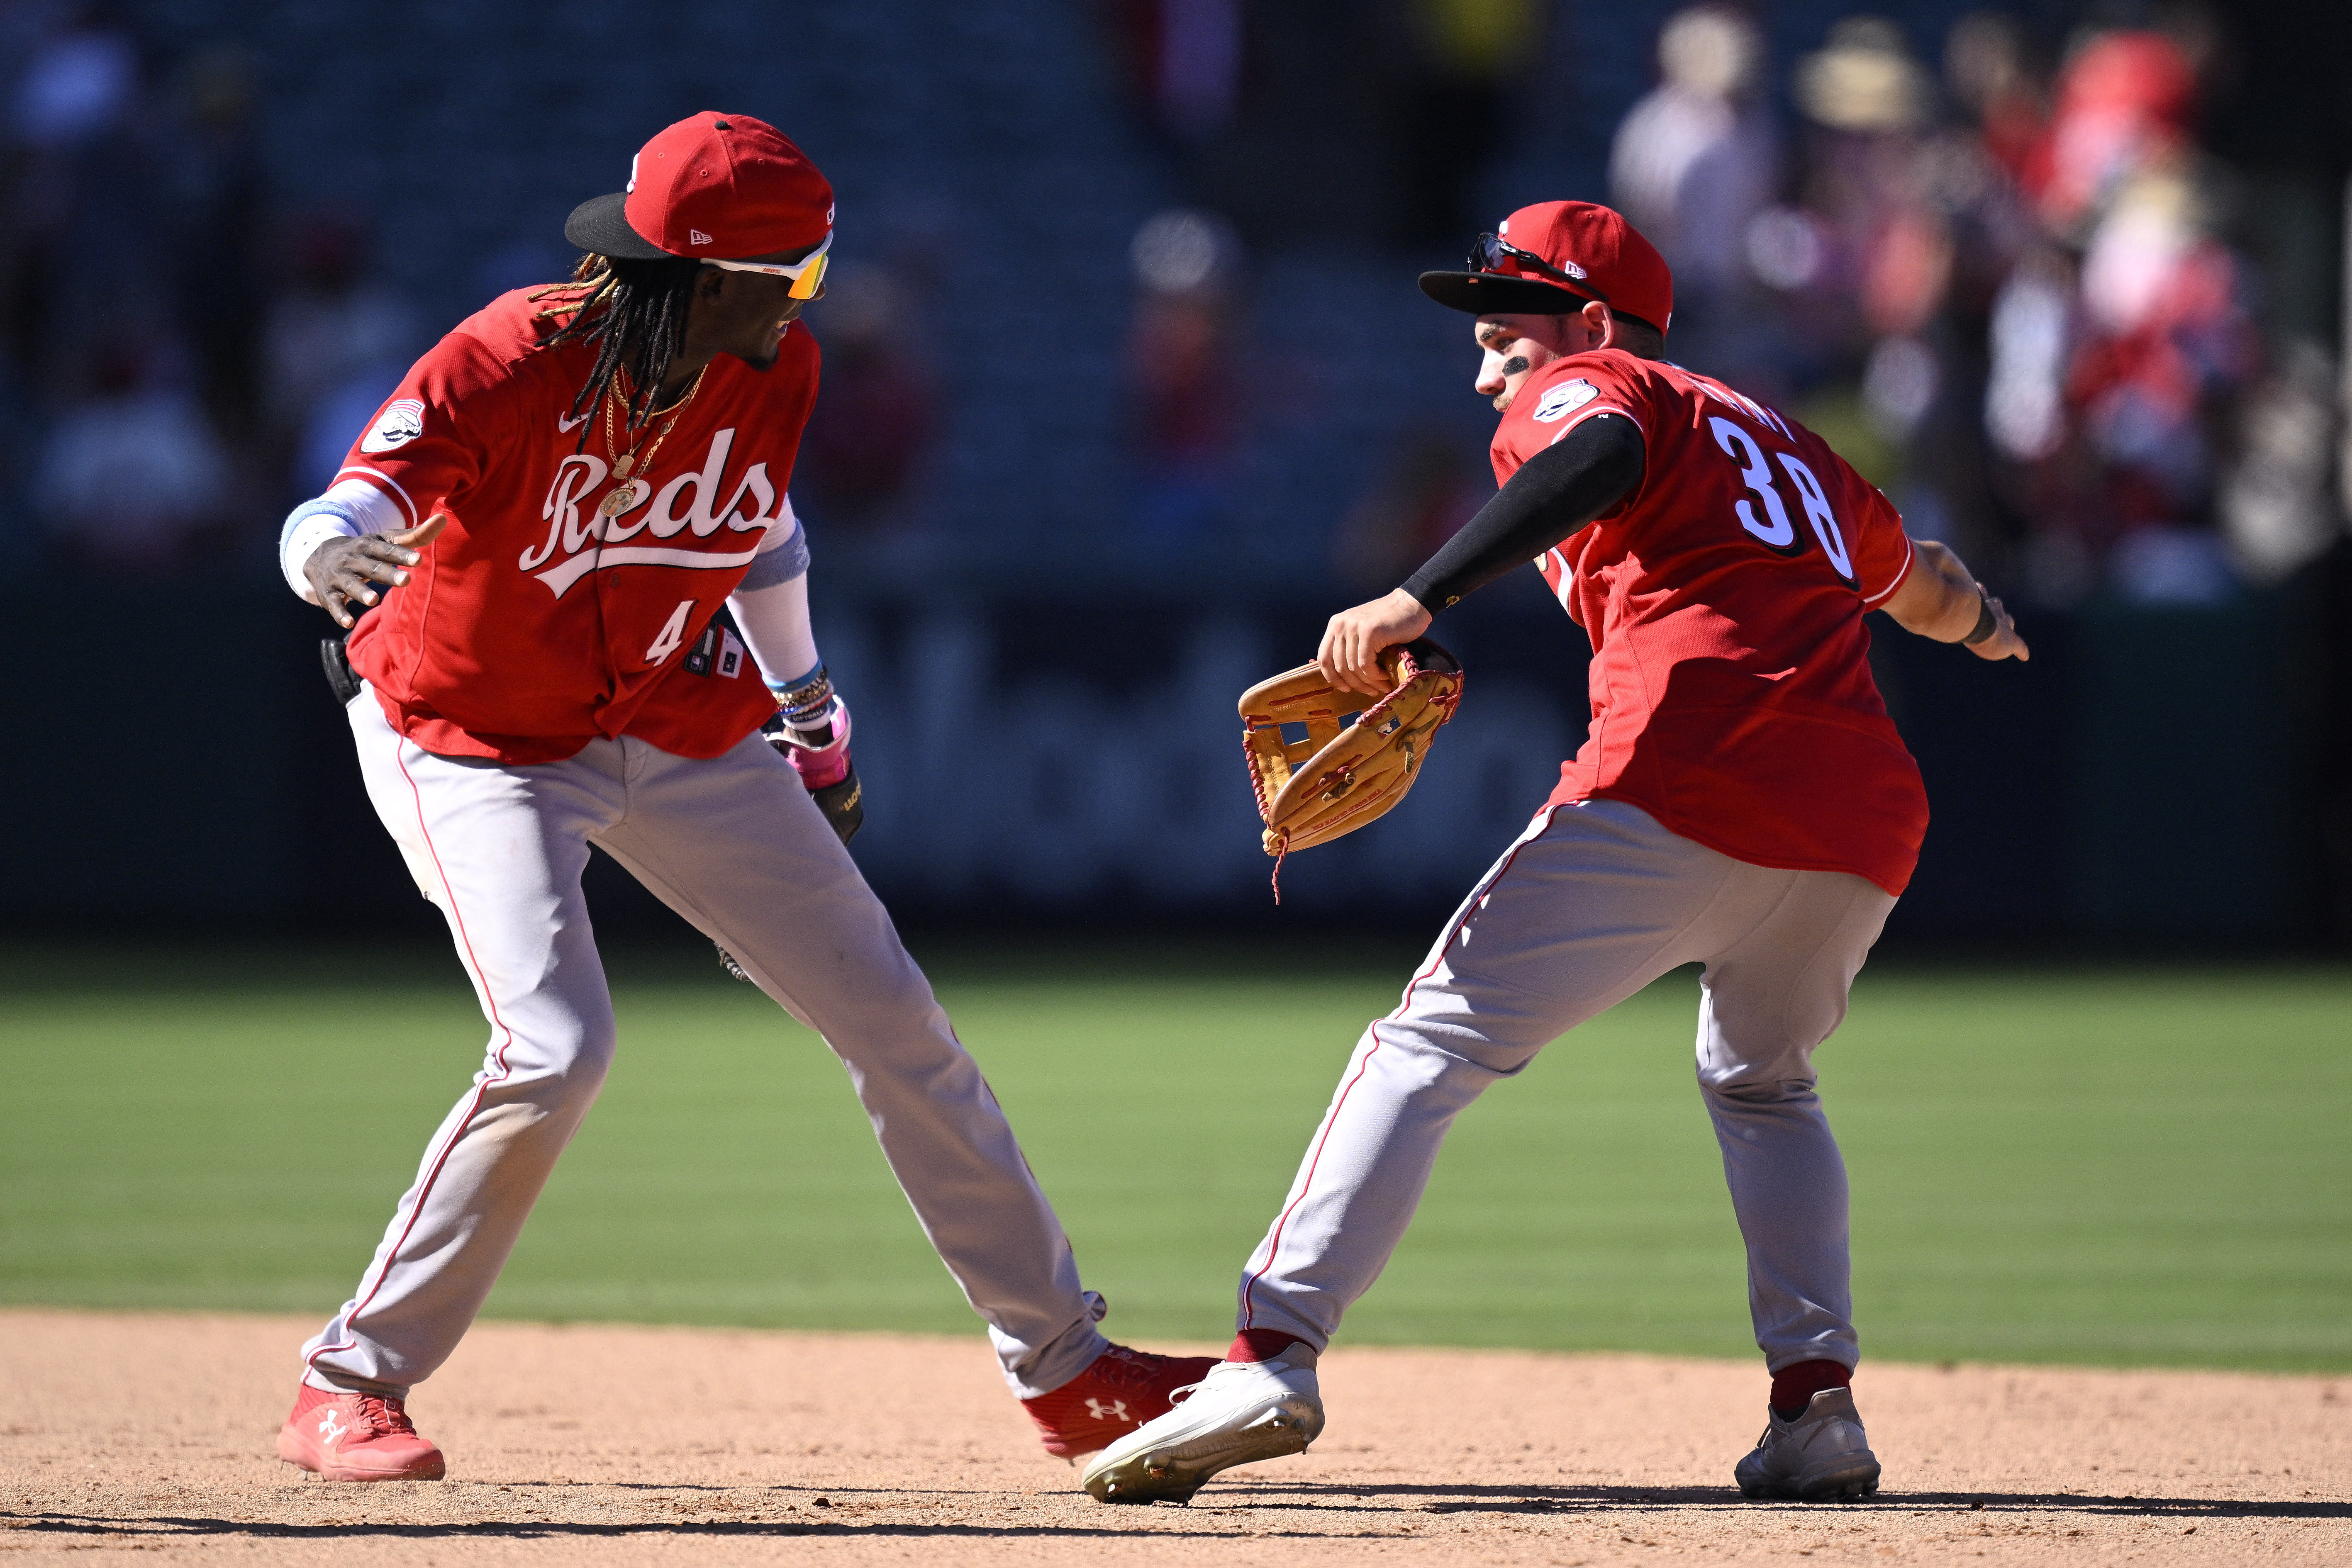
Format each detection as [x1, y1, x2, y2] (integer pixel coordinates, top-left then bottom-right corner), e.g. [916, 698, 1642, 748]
[1239, 805, 1562, 1329]
[305, 741, 521, 1378]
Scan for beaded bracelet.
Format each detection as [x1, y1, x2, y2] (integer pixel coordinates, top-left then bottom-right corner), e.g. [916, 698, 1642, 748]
[774, 667, 834, 728]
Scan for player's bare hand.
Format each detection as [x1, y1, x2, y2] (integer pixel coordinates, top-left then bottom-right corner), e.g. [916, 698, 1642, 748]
[1967, 594, 2030, 662]
[1317, 588, 1435, 698]
[307, 514, 450, 629]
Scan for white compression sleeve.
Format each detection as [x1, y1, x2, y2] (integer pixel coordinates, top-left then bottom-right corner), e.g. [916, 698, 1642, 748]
[728, 573, 821, 689]
[278, 478, 405, 603]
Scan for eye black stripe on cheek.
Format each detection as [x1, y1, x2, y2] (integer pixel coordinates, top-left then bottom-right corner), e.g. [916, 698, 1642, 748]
[1501, 356, 1531, 376]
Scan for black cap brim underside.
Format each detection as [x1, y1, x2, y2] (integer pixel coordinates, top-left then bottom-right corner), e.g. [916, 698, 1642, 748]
[1419, 270, 1599, 316]
[564, 193, 675, 261]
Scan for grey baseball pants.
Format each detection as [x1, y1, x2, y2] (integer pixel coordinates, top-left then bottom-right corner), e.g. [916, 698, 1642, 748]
[1236, 797, 1898, 1372]
[301, 689, 1109, 1400]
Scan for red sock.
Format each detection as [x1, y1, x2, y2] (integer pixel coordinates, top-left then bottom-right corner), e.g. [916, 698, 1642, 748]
[1227, 1329, 1304, 1363]
[1769, 1359, 1851, 1417]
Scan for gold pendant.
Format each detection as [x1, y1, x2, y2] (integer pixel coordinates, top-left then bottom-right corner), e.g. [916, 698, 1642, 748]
[611, 453, 636, 480]
[599, 489, 635, 519]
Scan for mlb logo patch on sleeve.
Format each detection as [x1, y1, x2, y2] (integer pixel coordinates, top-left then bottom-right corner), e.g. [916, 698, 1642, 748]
[1531, 380, 1599, 424]
[361, 399, 428, 453]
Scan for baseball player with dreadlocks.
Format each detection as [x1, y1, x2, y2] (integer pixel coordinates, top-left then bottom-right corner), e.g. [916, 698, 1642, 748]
[1086, 202, 2028, 1505]
[270, 113, 1212, 1482]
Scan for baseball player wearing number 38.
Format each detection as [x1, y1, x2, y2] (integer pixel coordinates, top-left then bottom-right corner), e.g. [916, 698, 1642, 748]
[270, 113, 1211, 1483]
[1087, 202, 2029, 1506]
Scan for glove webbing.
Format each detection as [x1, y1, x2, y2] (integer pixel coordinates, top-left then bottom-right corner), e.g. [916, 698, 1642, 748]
[1245, 651, 1458, 904]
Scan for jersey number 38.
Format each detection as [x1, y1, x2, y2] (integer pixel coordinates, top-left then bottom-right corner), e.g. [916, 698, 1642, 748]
[1708, 415, 1856, 587]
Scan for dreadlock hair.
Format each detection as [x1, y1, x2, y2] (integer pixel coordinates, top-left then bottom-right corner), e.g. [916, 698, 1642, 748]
[530, 251, 705, 431]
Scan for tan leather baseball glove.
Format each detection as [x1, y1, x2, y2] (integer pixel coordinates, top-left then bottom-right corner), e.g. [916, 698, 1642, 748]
[1240, 638, 1463, 889]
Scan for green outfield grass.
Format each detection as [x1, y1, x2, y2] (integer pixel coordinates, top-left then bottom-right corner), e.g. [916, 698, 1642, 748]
[1, 940, 2345, 1371]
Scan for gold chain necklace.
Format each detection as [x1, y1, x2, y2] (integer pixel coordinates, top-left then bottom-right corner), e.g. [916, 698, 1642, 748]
[597, 367, 708, 518]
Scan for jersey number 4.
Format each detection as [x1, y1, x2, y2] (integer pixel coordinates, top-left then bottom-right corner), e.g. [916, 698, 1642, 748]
[644, 599, 695, 665]
[1708, 416, 1856, 587]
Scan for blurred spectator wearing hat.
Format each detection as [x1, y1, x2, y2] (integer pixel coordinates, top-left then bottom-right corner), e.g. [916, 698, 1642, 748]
[1609, 6, 1774, 367]
[1717, 16, 2045, 579]
[1789, 19, 1948, 367]
[1739, 22, 1981, 556]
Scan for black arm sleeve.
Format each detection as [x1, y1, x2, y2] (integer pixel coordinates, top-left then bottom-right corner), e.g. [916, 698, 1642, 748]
[1399, 413, 1646, 611]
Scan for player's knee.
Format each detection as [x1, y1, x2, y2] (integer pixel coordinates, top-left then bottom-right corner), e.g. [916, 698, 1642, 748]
[1368, 1019, 1537, 1089]
[1696, 1025, 1823, 1092]
[510, 1014, 616, 1102]
[568, 1019, 618, 1087]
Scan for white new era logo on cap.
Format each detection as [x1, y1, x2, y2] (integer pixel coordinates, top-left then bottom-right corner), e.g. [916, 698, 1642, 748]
[689, 229, 712, 246]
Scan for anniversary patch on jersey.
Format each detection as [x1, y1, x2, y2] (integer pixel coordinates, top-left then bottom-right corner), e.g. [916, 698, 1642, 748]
[361, 399, 427, 453]
[1531, 380, 1599, 424]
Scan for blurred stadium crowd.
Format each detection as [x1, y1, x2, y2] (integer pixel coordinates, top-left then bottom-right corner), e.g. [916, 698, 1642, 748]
[1, 0, 2346, 943]
[3, 1, 2340, 601]
[1606, 5, 2338, 607]
[0, 7, 951, 575]
[1115, 1, 2345, 607]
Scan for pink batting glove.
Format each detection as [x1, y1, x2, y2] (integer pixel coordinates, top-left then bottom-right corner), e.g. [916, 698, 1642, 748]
[777, 694, 853, 791]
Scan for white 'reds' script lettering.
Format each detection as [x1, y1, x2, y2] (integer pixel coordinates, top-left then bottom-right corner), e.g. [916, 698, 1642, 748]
[521, 454, 610, 570]
[528, 429, 782, 597]
[645, 430, 777, 539]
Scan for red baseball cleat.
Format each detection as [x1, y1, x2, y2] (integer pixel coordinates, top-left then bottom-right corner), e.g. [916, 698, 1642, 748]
[1020, 1344, 1221, 1460]
[276, 1383, 446, 1481]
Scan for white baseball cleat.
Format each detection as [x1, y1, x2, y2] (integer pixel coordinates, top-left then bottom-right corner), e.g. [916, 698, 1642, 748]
[1082, 1356, 1325, 1504]
[1733, 1385, 1882, 1501]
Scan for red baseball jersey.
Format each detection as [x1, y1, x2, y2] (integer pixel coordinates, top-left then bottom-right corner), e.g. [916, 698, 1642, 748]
[338, 288, 816, 764]
[1492, 349, 1925, 895]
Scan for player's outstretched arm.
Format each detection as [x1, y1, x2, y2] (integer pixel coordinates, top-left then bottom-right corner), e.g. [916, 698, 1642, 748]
[1882, 539, 2030, 661]
[1318, 413, 1647, 696]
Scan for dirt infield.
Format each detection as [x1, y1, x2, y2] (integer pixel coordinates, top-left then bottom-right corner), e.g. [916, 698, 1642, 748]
[2, 1310, 2343, 1565]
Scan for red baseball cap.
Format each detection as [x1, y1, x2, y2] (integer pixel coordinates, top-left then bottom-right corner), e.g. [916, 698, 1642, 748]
[565, 112, 834, 262]
[1420, 201, 1674, 335]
